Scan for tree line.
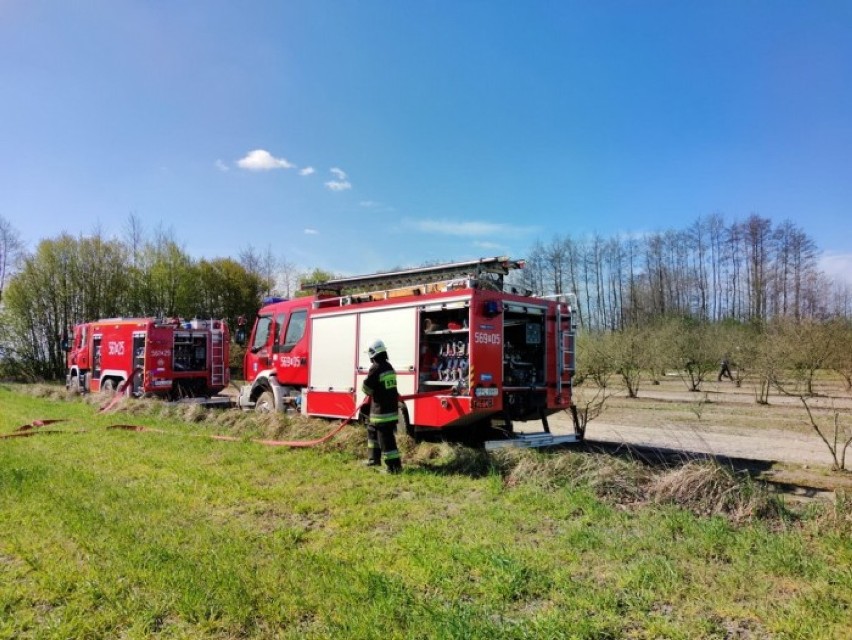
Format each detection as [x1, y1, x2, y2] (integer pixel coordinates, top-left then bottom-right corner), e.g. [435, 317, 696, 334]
[0, 216, 286, 380]
[1, 211, 851, 382]
[521, 213, 851, 330]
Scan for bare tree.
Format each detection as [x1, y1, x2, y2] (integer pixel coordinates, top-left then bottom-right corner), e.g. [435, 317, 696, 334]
[571, 330, 617, 437]
[772, 319, 837, 396]
[742, 214, 773, 320]
[706, 212, 725, 321]
[277, 259, 300, 298]
[610, 325, 648, 398]
[797, 400, 852, 471]
[672, 320, 718, 392]
[240, 244, 280, 297]
[0, 215, 23, 303]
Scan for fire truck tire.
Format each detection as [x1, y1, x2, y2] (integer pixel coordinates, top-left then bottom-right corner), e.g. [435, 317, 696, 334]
[255, 390, 276, 413]
[101, 378, 116, 394]
[398, 403, 416, 440]
[69, 374, 81, 394]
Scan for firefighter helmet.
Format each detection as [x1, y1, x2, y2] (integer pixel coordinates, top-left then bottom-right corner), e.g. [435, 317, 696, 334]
[367, 339, 387, 359]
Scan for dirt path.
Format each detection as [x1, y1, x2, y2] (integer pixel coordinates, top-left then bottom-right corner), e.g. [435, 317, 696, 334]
[513, 379, 852, 492]
[543, 414, 834, 467]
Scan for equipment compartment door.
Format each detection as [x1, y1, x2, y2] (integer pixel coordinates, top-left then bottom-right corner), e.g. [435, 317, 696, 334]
[305, 313, 359, 418]
[310, 314, 358, 392]
[356, 307, 417, 422]
[92, 336, 102, 381]
[132, 334, 145, 393]
[356, 307, 417, 372]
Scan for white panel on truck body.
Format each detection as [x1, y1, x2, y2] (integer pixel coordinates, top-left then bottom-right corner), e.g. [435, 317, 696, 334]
[310, 314, 358, 391]
[357, 307, 417, 372]
[357, 306, 418, 424]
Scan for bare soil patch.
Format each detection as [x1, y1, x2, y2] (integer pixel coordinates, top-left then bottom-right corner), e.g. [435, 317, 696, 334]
[539, 376, 852, 494]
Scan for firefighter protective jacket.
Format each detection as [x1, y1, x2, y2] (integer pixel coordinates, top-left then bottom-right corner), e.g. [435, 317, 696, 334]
[362, 358, 399, 424]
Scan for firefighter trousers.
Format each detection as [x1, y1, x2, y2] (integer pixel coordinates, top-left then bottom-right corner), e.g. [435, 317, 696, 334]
[367, 422, 402, 472]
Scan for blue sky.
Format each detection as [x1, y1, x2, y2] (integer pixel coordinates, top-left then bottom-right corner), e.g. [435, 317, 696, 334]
[2, 1, 851, 280]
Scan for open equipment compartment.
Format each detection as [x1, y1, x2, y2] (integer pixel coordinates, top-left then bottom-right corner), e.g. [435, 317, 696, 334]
[173, 332, 208, 372]
[418, 302, 470, 392]
[502, 303, 546, 388]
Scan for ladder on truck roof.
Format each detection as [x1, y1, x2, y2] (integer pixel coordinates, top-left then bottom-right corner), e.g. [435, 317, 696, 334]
[302, 256, 525, 295]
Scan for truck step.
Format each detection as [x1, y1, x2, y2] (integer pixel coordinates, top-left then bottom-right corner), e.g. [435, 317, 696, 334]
[484, 432, 582, 451]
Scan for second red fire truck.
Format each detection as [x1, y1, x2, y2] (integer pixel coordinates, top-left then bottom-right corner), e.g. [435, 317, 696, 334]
[237, 257, 580, 445]
[65, 317, 230, 398]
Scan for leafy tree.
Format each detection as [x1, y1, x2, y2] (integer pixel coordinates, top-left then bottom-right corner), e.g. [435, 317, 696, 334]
[196, 258, 264, 331]
[296, 268, 336, 297]
[144, 236, 195, 317]
[4, 238, 78, 378]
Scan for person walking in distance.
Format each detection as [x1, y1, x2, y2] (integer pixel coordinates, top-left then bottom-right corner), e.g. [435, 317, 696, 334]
[718, 355, 734, 382]
[362, 339, 403, 474]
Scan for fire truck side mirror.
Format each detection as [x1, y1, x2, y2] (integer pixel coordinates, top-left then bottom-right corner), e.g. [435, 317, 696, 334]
[60, 338, 70, 352]
[235, 328, 247, 346]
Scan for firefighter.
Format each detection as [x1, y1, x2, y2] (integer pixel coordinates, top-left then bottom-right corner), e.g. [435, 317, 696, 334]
[718, 355, 734, 382]
[362, 339, 402, 474]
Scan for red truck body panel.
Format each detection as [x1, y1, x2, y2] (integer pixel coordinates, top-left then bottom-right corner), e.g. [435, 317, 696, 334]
[66, 317, 229, 397]
[241, 282, 575, 433]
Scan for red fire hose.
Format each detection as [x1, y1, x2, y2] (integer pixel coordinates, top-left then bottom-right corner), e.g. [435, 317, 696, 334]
[7, 388, 454, 448]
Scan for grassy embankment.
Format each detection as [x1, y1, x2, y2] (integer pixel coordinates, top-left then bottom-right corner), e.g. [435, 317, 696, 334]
[1, 385, 850, 639]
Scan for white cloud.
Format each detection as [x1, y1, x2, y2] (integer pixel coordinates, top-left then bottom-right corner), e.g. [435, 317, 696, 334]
[299, 166, 315, 176]
[407, 219, 536, 237]
[237, 149, 295, 171]
[359, 200, 396, 212]
[820, 251, 852, 285]
[324, 167, 352, 191]
[214, 159, 229, 172]
[474, 240, 504, 250]
[304, 228, 319, 235]
[325, 179, 352, 191]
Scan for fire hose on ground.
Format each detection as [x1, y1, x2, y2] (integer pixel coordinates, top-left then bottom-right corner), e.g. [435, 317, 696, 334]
[2, 386, 453, 448]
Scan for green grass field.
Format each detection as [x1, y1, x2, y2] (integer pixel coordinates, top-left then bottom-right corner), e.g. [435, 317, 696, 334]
[1, 385, 850, 639]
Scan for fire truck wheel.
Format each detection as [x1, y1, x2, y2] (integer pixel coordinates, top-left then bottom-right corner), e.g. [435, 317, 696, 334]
[101, 379, 116, 394]
[398, 403, 416, 440]
[69, 375, 81, 394]
[255, 390, 276, 413]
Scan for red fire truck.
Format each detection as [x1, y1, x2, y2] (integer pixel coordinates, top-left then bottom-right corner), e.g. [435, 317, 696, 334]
[64, 317, 229, 398]
[237, 257, 580, 445]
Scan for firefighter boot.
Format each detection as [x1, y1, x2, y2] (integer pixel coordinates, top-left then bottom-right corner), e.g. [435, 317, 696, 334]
[364, 426, 381, 467]
[364, 449, 381, 467]
[384, 456, 403, 474]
